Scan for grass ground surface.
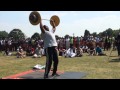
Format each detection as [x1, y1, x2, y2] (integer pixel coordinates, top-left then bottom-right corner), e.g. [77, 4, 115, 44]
[0, 50, 120, 79]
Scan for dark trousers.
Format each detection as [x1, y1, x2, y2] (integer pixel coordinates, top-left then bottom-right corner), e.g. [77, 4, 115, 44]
[117, 45, 120, 56]
[44, 46, 59, 76]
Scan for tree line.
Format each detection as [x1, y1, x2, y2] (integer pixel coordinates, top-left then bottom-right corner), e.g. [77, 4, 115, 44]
[84, 28, 120, 38]
[0, 28, 120, 40]
[0, 29, 41, 40]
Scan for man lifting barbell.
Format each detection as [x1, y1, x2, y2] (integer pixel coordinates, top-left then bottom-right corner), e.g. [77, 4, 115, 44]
[29, 11, 60, 79]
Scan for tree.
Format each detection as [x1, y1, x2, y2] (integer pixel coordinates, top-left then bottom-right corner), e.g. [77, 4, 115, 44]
[113, 29, 120, 38]
[31, 32, 41, 40]
[64, 34, 69, 38]
[98, 32, 105, 37]
[98, 28, 120, 38]
[91, 32, 97, 37]
[8, 29, 25, 41]
[84, 29, 90, 37]
[98, 28, 113, 37]
[105, 28, 113, 37]
[0, 31, 8, 39]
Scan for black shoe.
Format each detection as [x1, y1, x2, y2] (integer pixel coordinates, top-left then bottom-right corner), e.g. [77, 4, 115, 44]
[52, 73, 60, 77]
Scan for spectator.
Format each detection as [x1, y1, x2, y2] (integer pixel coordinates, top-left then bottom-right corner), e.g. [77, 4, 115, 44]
[17, 47, 26, 58]
[3, 48, 12, 56]
[65, 45, 76, 58]
[96, 45, 106, 56]
[33, 46, 43, 58]
[76, 47, 83, 57]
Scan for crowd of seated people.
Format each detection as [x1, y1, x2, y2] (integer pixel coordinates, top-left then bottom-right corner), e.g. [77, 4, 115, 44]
[0, 35, 110, 59]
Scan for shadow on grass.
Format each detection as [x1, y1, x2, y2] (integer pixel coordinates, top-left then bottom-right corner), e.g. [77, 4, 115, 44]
[109, 58, 120, 62]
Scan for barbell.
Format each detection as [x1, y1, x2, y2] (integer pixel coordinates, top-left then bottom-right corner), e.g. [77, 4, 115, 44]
[29, 11, 60, 27]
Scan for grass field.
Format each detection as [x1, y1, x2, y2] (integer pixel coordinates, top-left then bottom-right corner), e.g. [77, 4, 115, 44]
[0, 50, 120, 79]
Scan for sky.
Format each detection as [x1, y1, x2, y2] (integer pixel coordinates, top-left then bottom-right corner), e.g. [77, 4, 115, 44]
[0, 11, 120, 38]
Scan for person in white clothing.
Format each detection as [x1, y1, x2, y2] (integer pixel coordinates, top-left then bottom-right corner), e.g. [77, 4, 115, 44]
[40, 18, 59, 79]
[65, 45, 76, 58]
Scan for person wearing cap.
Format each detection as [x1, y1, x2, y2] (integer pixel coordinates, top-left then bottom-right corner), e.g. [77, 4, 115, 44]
[40, 19, 59, 79]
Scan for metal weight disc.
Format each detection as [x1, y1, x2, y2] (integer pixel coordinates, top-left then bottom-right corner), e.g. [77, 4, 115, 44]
[50, 15, 60, 27]
[29, 11, 41, 25]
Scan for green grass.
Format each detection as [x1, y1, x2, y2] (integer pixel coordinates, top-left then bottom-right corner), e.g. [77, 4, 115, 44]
[0, 50, 120, 79]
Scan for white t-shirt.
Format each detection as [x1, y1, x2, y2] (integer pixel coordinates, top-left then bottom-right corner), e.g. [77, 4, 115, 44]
[41, 30, 57, 49]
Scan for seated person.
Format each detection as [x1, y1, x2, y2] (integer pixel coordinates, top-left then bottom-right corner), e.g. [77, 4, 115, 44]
[26, 46, 35, 56]
[58, 47, 66, 56]
[3, 48, 12, 56]
[31, 47, 35, 55]
[76, 47, 83, 57]
[64, 45, 76, 58]
[82, 45, 88, 53]
[96, 45, 106, 56]
[26, 46, 31, 56]
[33, 46, 43, 58]
[17, 47, 26, 58]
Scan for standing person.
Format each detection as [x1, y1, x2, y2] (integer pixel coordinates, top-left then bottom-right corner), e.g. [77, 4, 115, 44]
[40, 19, 59, 79]
[70, 37, 73, 48]
[116, 32, 120, 58]
[65, 36, 70, 50]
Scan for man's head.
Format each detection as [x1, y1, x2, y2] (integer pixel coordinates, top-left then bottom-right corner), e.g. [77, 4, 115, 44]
[43, 25, 49, 31]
